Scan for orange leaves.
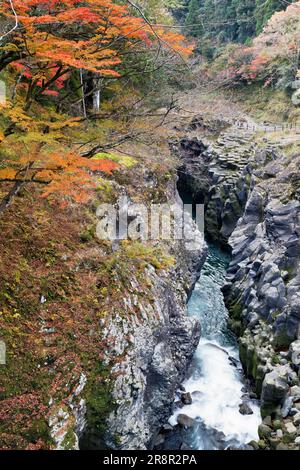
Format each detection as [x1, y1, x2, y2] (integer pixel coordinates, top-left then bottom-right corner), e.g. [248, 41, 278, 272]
[0, 168, 17, 180]
[0, 0, 194, 210]
[0, 97, 119, 206]
[39, 153, 118, 204]
[153, 27, 194, 57]
[0, 135, 119, 204]
[1, 0, 145, 77]
[86, 158, 119, 174]
[1, 0, 193, 81]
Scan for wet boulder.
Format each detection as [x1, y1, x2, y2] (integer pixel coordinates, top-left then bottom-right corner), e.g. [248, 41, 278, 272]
[258, 423, 272, 440]
[239, 403, 254, 415]
[180, 392, 192, 405]
[261, 367, 289, 417]
[177, 414, 194, 429]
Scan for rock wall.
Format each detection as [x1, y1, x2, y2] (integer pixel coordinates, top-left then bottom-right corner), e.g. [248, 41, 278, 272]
[70, 170, 207, 450]
[100, 197, 206, 450]
[174, 124, 255, 248]
[223, 147, 300, 450]
[176, 116, 300, 450]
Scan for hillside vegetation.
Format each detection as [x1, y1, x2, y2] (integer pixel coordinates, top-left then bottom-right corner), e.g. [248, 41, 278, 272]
[0, 0, 299, 451]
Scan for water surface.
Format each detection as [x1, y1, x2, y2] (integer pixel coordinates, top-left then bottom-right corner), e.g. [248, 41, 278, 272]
[169, 244, 261, 450]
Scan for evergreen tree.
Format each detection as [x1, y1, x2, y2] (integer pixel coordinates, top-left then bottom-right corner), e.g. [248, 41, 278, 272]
[255, 0, 289, 33]
[184, 0, 203, 37]
[233, 0, 256, 42]
[182, 0, 293, 44]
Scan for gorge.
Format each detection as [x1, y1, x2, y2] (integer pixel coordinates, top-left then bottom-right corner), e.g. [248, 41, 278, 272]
[158, 116, 300, 451]
[80, 111, 300, 451]
[0, 0, 300, 455]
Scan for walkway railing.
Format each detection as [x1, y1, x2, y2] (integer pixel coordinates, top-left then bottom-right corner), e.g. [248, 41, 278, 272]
[234, 120, 300, 134]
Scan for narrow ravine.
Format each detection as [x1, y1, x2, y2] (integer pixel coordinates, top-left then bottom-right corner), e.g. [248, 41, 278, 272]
[169, 243, 262, 450]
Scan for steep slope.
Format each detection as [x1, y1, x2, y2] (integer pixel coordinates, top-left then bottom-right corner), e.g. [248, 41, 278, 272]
[173, 109, 300, 450]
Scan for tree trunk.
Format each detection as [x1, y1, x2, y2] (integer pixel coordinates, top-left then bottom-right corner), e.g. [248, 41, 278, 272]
[93, 78, 101, 111]
[0, 181, 26, 215]
[80, 69, 87, 118]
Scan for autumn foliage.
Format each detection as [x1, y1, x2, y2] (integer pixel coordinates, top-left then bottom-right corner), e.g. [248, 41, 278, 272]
[210, 2, 300, 89]
[0, 0, 192, 209]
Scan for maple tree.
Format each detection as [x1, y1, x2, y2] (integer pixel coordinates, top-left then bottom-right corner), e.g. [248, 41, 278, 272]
[0, 0, 192, 107]
[0, 0, 193, 212]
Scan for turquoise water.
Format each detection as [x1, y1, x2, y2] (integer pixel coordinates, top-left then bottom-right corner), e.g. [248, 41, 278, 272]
[188, 243, 234, 345]
[169, 243, 261, 450]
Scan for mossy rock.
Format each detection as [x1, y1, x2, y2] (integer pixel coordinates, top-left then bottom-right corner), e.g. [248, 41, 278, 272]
[80, 363, 115, 450]
[61, 428, 77, 450]
[228, 298, 243, 320]
[228, 318, 242, 336]
[258, 423, 272, 440]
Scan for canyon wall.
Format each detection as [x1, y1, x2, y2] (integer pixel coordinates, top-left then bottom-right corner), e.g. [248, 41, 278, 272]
[177, 118, 300, 450]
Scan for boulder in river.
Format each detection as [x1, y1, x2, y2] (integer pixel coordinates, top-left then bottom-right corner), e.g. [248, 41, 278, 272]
[177, 414, 195, 428]
[258, 423, 272, 439]
[191, 390, 204, 400]
[239, 402, 254, 415]
[181, 392, 192, 405]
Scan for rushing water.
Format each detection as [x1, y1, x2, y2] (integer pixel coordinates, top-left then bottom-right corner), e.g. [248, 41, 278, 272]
[169, 244, 261, 450]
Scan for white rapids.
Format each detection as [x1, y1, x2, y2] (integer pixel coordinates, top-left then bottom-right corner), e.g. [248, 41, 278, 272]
[169, 244, 261, 450]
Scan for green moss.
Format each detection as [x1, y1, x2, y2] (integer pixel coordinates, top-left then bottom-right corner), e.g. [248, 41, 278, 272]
[272, 328, 293, 351]
[228, 297, 243, 320]
[93, 152, 137, 169]
[228, 318, 242, 336]
[80, 226, 95, 243]
[80, 363, 115, 449]
[96, 178, 114, 202]
[61, 428, 77, 450]
[271, 310, 281, 319]
[271, 354, 280, 365]
[251, 350, 258, 379]
[122, 241, 174, 270]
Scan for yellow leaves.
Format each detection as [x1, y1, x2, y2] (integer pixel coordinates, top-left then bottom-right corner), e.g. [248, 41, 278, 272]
[0, 168, 17, 180]
[94, 152, 137, 169]
[0, 43, 21, 53]
[51, 117, 82, 130]
[6, 105, 34, 131]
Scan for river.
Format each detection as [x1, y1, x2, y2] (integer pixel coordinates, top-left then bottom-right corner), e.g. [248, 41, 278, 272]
[169, 243, 261, 450]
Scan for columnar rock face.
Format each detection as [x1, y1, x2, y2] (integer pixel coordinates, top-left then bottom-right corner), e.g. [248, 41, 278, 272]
[222, 147, 300, 449]
[175, 115, 300, 450]
[91, 192, 207, 450]
[174, 125, 255, 248]
[225, 189, 300, 347]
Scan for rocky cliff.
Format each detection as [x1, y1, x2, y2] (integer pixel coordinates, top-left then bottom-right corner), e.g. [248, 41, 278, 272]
[223, 147, 300, 450]
[77, 172, 207, 450]
[174, 120, 254, 248]
[100, 196, 207, 450]
[0, 144, 206, 450]
[175, 116, 300, 450]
